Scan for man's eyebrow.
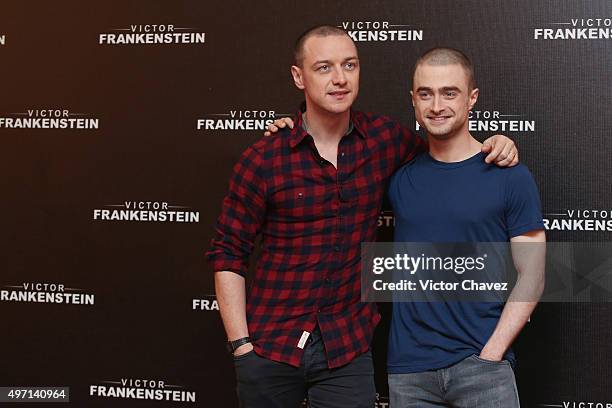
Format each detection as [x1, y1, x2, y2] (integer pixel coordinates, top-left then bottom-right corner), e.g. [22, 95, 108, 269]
[441, 86, 461, 92]
[311, 56, 359, 67]
[415, 86, 462, 92]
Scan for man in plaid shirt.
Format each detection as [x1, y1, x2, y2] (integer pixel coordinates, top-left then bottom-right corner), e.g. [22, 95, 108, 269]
[206, 25, 518, 408]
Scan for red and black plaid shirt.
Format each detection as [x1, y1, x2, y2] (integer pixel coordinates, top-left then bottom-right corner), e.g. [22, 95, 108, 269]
[206, 110, 425, 368]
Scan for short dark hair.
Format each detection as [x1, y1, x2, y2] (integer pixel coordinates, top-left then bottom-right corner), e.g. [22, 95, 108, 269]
[294, 25, 354, 67]
[412, 47, 476, 90]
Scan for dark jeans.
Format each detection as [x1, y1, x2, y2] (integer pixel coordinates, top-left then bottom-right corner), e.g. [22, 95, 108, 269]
[388, 354, 520, 408]
[233, 328, 376, 408]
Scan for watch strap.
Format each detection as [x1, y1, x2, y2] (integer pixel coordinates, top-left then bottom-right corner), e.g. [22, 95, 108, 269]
[227, 337, 251, 354]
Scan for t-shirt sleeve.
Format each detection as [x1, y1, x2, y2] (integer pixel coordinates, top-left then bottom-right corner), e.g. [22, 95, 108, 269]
[504, 165, 545, 238]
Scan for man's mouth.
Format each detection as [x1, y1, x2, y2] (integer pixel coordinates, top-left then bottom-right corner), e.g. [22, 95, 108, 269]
[328, 90, 350, 99]
[427, 115, 451, 123]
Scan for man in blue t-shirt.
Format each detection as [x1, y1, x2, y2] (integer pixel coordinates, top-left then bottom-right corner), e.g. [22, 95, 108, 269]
[387, 48, 546, 407]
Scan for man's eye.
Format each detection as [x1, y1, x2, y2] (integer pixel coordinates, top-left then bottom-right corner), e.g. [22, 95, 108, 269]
[318, 65, 329, 72]
[345, 62, 355, 70]
[445, 91, 457, 97]
[419, 92, 430, 99]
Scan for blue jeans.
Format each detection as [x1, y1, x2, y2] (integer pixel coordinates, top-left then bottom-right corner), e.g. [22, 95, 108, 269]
[388, 354, 520, 408]
[234, 327, 376, 408]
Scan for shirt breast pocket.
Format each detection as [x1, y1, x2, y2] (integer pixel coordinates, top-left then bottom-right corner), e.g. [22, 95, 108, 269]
[269, 186, 331, 223]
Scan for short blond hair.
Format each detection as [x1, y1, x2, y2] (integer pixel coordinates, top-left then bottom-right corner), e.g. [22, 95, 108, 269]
[294, 25, 355, 67]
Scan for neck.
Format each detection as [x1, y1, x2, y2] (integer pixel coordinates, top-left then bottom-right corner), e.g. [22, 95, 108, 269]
[428, 127, 482, 163]
[303, 103, 350, 143]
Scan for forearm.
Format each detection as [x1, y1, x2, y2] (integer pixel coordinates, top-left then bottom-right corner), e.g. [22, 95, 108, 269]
[215, 271, 249, 340]
[480, 300, 538, 360]
[482, 231, 546, 359]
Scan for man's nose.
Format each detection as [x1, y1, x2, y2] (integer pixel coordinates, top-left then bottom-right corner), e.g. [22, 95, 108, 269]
[331, 67, 347, 86]
[431, 95, 444, 113]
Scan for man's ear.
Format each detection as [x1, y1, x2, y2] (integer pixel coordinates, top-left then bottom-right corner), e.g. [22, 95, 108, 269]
[468, 87, 479, 110]
[410, 90, 415, 107]
[291, 65, 305, 90]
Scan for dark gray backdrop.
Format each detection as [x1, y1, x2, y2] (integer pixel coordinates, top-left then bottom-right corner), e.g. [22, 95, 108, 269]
[1, 1, 611, 406]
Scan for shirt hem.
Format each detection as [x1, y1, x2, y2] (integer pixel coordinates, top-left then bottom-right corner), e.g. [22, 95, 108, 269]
[387, 350, 477, 374]
[508, 222, 544, 238]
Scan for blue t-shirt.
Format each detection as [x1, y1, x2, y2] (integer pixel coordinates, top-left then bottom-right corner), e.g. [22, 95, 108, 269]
[387, 151, 544, 374]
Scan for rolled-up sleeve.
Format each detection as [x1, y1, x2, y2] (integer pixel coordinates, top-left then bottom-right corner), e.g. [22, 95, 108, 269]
[205, 145, 267, 276]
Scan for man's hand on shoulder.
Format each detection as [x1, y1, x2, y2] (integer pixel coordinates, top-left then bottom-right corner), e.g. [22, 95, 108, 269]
[481, 134, 519, 167]
[264, 117, 295, 137]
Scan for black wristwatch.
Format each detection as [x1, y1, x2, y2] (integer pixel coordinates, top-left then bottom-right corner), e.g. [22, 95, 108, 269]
[227, 337, 251, 354]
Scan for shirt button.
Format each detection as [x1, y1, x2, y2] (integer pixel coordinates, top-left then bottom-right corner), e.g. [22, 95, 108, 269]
[334, 246, 340, 251]
[341, 152, 345, 157]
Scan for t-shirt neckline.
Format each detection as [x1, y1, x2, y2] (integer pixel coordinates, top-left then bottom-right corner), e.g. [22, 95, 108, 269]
[425, 151, 485, 169]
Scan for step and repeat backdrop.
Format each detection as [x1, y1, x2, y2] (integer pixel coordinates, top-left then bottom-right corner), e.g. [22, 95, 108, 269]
[1, 0, 611, 406]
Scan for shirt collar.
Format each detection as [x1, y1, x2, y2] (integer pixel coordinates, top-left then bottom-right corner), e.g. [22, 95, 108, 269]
[289, 109, 367, 149]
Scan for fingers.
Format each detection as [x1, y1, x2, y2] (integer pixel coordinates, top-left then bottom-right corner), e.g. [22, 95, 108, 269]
[483, 140, 503, 164]
[495, 149, 516, 167]
[499, 140, 514, 160]
[483, 137, 518, 167]
[493, 141, 515, 166]
[273, 118, 295, 129]
[483, 136, 516, 165]
[274, 119, 287, 128]
[264, 124, 278, 137]
[511, 150, 519, 166]
[481, 140, 493, 153]
[264, 117, 295, 137]
[264, 118, 293, 136]
[500, 148, 519, 167]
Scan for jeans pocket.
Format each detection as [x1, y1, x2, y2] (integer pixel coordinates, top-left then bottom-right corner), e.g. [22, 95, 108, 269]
[471, 354, 510, 366]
